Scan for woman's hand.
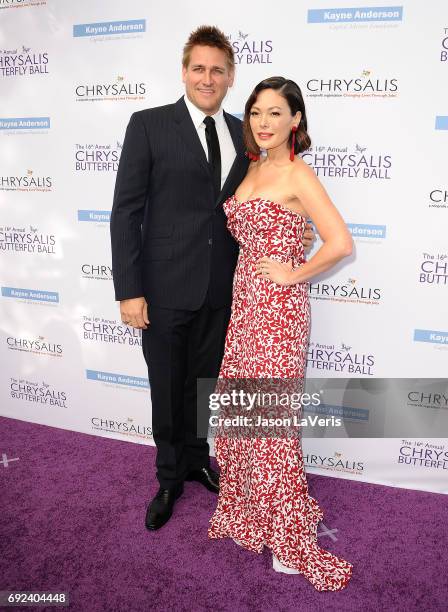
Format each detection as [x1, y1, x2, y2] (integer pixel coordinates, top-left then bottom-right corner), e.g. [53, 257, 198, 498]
[256, 257, 294, 286]
[302, 222, 316, 253]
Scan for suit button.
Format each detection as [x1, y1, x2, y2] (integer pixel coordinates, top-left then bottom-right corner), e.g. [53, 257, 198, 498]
[208, 238, 213, 246]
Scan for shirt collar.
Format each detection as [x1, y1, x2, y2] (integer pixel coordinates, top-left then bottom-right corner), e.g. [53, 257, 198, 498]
[184, 94, 224, 130]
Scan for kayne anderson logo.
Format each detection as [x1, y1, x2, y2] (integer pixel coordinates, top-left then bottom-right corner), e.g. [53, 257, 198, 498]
[82, 315, 142, 347]
[7, 335, 62, 357]
[81, 263, 112, 281]
[0, 117, 50, 132]
[435, 116, 448, 130]
[77, 210, 111, 223]
[347, 223, 386, 242]
[91, 417, 152, 440]
[307, 340, 375, 375]
[0, 225, 56, 254]
[419, 252, 447, 285]
[75, 142, 121, 172]
[86, 369, 149, 389]
[227, 30, 273, 64]
[302, 143, 392, 179]
[429, 188, 448, 209]
[307, 6, 403, 24]
[308, 222, 385, 249]
[0, 169, 52, 192]
[1, 286, 59, 304]
[0, 0, 47, 10]
[413, 329, 448, 347]
[10, 377, 67, 407]
[306, 70, 398, 99]
[73, 19, 146, 40]
[309, 278, 382, 305]
[0, 45, 49, 77]
[75, 76, 146, 102]
[304, 451, 364, 475]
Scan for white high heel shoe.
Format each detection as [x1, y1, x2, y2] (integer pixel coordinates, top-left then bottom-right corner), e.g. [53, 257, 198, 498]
[234, 539, 299, 575]
[272, 553, 300, 574]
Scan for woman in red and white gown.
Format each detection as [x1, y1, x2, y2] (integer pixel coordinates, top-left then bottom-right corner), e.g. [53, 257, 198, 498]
[208, 77, 354, 592]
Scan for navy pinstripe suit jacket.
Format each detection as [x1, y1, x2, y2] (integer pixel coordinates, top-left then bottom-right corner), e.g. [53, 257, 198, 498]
[110, 96, 249, 310]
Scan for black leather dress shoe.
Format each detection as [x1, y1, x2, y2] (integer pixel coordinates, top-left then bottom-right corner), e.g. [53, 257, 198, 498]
[185, 467, 219, 493]
[145, 484, 183, 531]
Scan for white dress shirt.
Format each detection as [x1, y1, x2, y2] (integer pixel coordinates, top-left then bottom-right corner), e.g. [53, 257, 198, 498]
[184, 94, 236, 190]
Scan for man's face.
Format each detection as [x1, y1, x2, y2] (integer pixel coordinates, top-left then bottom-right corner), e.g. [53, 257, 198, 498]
[182, 45, 234, 115]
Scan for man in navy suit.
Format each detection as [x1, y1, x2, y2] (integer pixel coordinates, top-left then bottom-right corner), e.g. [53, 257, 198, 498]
[110, 25, 314, 530]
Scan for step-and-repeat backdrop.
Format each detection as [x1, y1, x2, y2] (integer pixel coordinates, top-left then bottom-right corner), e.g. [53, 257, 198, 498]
[1, 1, 447, 493]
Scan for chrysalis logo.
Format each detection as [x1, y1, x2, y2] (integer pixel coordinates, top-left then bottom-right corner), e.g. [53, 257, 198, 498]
[306, 71, 398, 98]
[10, 378, 67, 407]
[0, 170, 52, 191]
[91, 417, 152, 438]
[228, 31, 274, 65]
[307, 341, 375, 375]
[0, 227, 56, 254]
[82, 316, 142, 347]
[419, 253, 448, 285]
[0, 46, 49, 77]
[304, 451, 364, 473]
[302, 143, 392, 179]
[309, 279, 382, 305]
[75, 76, 147, 101]
[7, 336, 63, 356]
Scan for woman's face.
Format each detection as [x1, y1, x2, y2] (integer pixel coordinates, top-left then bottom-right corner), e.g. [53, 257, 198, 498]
[249, 88, 301, 153]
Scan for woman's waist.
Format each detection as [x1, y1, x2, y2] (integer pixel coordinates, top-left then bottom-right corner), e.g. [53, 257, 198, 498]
[238, 245, 305, 265]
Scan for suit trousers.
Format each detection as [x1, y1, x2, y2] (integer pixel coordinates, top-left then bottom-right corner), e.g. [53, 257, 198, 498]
[142, 292, 231, 490]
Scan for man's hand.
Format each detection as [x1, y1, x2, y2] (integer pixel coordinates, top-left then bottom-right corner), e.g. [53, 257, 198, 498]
[302, 222, 316, 253]
[120, 297, 149, 330]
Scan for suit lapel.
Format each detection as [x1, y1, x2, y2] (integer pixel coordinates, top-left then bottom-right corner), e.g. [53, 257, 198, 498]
[173, 98, 248, 206]
[173, 97, 210, 176]
[216, 111, 248, 207]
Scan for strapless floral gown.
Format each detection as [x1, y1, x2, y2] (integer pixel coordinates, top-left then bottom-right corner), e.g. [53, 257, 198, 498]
[208, 195, 353, 592]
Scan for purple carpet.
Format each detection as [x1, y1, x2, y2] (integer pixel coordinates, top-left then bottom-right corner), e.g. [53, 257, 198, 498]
[1, 416, 446, 611]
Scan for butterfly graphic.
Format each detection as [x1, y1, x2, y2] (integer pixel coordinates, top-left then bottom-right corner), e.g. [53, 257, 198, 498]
[117, 75, 124, 82]
[22, 46, 31, 53]
[116, 141, 122, 149]
[238, 31, 249, 40]
[30, 226, 38, 233]
[341, 343, 352, 352]
[334, 452, 343, 458]
[42, 381, 50, 388]
[362, 69, 371, 77]
[355, 144, 366, 154]
[347, 278, 356, 285]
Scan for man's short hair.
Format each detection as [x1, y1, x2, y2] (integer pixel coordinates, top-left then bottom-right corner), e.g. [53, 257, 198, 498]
[182, 25, 235, 69]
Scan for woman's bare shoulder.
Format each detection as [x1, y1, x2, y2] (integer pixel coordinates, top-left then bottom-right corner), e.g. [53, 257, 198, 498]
[291, 156, 319, 187]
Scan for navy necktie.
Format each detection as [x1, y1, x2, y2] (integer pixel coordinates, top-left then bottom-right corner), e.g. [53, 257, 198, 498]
[203, 116, 222, 199]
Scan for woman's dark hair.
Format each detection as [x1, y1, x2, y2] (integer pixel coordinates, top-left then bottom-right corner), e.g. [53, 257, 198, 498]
[243, 76, 311, 157]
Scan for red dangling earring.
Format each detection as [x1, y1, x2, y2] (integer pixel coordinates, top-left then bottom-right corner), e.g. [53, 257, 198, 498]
[290, 126, 298, 161]
[245, 150, 260, 162]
